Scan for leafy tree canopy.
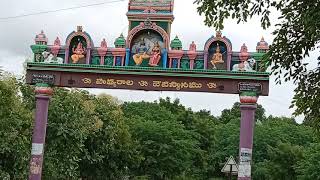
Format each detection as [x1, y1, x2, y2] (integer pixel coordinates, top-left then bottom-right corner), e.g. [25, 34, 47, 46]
[195, 0, 320, 129]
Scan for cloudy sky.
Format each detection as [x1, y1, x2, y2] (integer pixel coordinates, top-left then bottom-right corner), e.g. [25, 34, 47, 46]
[1, 0, 317, 122]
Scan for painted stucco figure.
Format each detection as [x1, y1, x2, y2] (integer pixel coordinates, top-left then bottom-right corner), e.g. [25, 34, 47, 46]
[210, 44, 224, 69]
[232, 58, 256, 72]
[42, 51, 63, 64]
[54, 37, 61, 46]
[133, 38, 150, 65]
[189, 41, 197, 52]
[100, 38, 108, 49]
[149, 41, 162, 66]
[71, 42, 86, 63]
[239, 43, 249, 62]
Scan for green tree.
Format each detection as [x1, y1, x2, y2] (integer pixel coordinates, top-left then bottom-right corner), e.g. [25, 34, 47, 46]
[254, 117, 314, 164]
[80, 95, 140, 179]
[40, 89, 138, 179]
[195, 0, 320, 128]
[253, 142, 303, 180]
[296, 143, 320, 180]
[42, 88, 97, 178]
[209, 119, 239, 178]
[128, 118, 200, 179]
[123, 99, 219, 179]
[0, 75, 32, 179]
[252, 117, 315, 179]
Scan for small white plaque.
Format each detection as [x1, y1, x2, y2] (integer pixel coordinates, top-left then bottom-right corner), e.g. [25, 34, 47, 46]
[238, 148, 252, 177]
[240, 148, 252, 164]
[31, 143, 44, 155]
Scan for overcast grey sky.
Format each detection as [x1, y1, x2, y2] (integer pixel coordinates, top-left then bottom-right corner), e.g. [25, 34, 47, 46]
[1, 0, 317, 121]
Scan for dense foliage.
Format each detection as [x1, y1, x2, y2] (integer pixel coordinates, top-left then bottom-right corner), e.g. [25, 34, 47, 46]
[0, 75, 319, 179]
[195, 0, 320, 130]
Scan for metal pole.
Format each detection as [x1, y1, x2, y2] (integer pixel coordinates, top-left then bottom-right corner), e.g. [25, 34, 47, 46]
[229, 164, 232, 180]
[29, 84, 52, 180]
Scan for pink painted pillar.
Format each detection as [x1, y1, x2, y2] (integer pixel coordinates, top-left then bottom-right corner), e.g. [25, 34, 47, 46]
[86, 48, 91, 64]
[29, 84, 53, 180]
[238, 93, 258, 180]
[204, 52, 208, 69]
[64, 48, 69, 64]
[169, 58, 172, 68]
[100, 56, 105, 65]
[121, 56, 125, 66]
[168, 50, 183, 68]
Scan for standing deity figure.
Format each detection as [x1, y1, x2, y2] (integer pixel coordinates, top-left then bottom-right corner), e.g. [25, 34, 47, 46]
[54, 37, 61, 46]
[133, 38, 150, 65]
[100, 38, 108, 49]
[189, 41, 197, 51]
[210, 43, 224, 69]
[71, 42, 86, 63]
[149, 41, 162, 66]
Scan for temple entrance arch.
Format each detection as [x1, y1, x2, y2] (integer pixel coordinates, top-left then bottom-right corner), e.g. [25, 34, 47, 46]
[26, 1, 270, 180]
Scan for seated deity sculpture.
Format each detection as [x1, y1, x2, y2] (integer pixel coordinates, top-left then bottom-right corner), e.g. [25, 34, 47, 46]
[71, 42, 86, 64]
[133, 39, 150, 65]
[210, 44, 224, 69]
[149, 42, 161, 66]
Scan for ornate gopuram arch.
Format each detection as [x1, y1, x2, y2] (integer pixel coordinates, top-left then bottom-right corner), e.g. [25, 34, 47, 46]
[25, 1, 270, 180]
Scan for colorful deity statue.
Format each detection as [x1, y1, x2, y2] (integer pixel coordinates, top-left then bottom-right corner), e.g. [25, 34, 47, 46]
[149, 41, 162, 66]
[133, 38, 150, 65]
[233, 58, 256, 72]
[210, 43, 224, 69]
[100, 38, 108, 49]
[71, 42, 86, 63]
[189, 41, 197, 52]
[54, 37, 61, 46]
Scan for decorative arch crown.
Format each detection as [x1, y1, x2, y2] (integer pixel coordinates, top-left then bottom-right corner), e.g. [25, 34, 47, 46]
[204, 32, 232, 53]
[65, 27, 94, 49]
[127, 21, 170, 49]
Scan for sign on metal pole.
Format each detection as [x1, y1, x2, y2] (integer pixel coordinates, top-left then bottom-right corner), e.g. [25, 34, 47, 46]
[221, 156, 239, 175]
